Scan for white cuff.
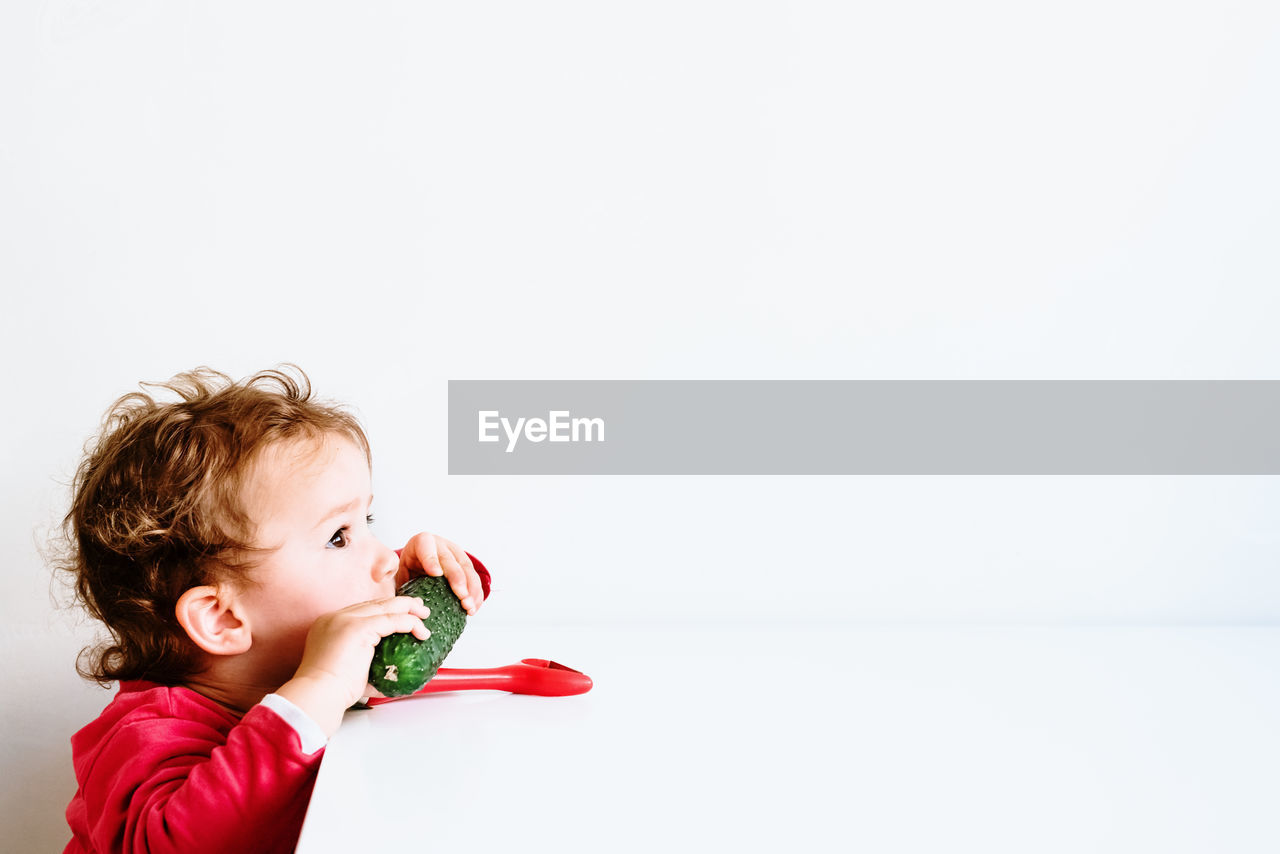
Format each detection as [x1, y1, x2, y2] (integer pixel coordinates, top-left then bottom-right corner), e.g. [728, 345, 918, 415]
[260, 693, 329, 755]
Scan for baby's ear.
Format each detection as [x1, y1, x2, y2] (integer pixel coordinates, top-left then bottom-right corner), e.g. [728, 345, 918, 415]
[175, 585, 252, 656]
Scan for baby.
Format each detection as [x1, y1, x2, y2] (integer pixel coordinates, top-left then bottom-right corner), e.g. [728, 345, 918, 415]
[56, 365, 491, 853]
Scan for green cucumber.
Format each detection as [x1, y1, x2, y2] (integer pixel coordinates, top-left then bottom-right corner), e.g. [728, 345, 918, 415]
[368, 574, 468, 697]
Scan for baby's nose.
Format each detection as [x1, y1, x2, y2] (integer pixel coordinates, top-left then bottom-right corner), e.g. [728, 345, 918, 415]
[375, 544, 399, 580]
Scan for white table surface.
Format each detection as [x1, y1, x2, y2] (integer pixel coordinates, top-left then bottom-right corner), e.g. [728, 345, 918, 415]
[296, 624, 1280, 854]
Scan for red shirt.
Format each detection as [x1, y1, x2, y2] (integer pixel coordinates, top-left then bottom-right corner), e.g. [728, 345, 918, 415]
[65, 554, 491, 853]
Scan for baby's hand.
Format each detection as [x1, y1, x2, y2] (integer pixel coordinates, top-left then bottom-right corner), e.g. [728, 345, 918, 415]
[277, 596, 431, 735]
[396, 532, 485, 616]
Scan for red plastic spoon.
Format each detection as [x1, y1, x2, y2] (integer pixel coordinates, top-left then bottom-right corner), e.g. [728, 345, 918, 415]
[363, 658, 593, 706]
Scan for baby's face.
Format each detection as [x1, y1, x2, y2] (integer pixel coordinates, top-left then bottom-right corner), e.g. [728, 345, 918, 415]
[232, 432, 399, 685]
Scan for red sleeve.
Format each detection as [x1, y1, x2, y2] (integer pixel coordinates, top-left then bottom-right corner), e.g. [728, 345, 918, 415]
[395, 548, 492, 600]
[81, 703, 321, 853]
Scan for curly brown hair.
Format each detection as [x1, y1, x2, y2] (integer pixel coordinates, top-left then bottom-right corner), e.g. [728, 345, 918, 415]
[54, 364, 371, 687]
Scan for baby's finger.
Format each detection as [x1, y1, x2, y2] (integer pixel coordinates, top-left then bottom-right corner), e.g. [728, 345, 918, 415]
[465, 562, 483, 613]
[419, 533, 445, 576]
[447, 544, 480, 598]
[396, 595, 431, 620]
[341, 595, 408, 615]
[439, 540, 481, 613]
[341, 596, 431, 624]
[462, 567, 482, 615]
[438, 547, 471, 605]
[372, 611, 431, 641]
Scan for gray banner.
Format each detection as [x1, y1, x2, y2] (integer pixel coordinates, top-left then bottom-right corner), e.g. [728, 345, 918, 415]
[447, 381, 1280, 474]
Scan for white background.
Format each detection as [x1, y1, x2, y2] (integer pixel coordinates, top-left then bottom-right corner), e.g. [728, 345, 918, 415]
[2, 0, 1279, 850]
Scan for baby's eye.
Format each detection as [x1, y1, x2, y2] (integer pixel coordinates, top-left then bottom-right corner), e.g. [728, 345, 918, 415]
[366, 513, 375, 526]
[327, 527, 351, 549]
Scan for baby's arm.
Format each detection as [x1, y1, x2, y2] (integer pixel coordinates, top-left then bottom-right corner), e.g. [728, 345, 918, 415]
[80, 700, 324, 853]
[78, 597, 431, 854]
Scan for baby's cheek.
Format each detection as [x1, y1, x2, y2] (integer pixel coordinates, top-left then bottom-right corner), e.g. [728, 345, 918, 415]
[285, 600, 332, 648]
